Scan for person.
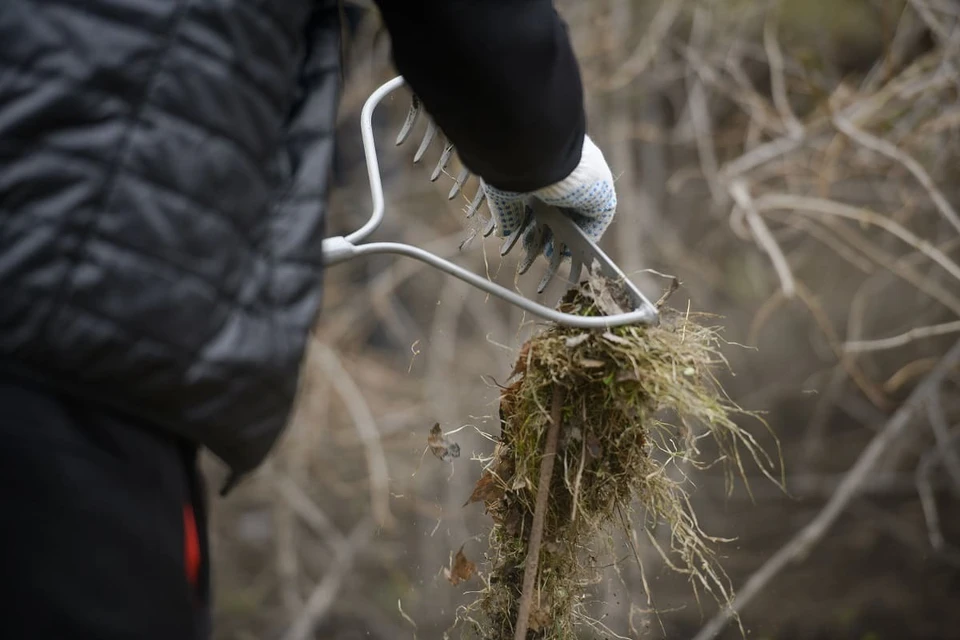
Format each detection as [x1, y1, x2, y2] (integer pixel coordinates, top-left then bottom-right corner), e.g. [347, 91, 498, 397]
[0, 0, 619, 638]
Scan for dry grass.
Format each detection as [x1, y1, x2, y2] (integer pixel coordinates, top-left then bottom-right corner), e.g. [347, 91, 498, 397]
[447, 273, 782, 639]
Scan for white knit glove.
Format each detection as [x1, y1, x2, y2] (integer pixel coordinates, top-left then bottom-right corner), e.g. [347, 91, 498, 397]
[482, 134, 616, 268]
[396, 96, 617, 268]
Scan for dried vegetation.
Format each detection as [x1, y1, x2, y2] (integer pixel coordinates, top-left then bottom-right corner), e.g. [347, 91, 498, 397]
[448, 272, 780, 639]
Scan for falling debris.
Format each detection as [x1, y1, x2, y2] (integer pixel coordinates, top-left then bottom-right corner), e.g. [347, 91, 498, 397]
[464, 470, 505, 508]
[427, 423, 460, 463]
[444, 545, 476, 586]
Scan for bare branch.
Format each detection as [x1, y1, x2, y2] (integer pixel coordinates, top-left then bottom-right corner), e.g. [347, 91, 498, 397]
[274, 471, 349, 553]
[514, 385, 565, 640]
[730, 180, 796, 297]
[832, 114, 960, 236]
[691, 339, 960, 640]
[844, 320, 960, 353]
[314, 342, 394, 528]
[281, 518, 376, 640]
[763, 11, 803, 138]
[927, 393, 960, 495]
[753, 194, 960, 282]
[604, 0, 685, 91]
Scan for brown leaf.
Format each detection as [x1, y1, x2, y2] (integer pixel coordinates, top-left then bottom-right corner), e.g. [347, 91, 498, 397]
[444, 545, 476, 586]
[428, 423, 460, 463]
[529, 605, 552, 632]
[464, 470, 504, 507]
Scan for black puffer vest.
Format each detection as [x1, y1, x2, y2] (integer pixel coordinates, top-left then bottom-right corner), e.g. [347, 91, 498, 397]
[0, 0, 342, 477]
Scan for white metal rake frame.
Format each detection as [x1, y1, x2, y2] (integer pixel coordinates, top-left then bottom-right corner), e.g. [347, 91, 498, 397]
[320, 76, 660, 329]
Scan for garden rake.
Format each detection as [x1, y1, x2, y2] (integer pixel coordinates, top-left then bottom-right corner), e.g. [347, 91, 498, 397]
[321, 76, 660, 329]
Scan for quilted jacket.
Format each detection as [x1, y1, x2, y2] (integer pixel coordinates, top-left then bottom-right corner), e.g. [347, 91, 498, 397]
[0, 0, 585, 479]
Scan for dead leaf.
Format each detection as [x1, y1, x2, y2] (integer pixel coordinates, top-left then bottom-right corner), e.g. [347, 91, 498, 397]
[444, 545, 476, 586]
[529, 605, 552, 632]
[464, 470, 504, 507]
[428, 423, 460, 463]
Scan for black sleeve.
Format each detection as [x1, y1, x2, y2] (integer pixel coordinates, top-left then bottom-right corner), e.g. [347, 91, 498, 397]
[371, 0, 586, 193]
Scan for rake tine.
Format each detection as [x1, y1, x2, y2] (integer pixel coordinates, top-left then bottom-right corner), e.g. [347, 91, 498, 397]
[395, 96, 421, 146]
[459, 227, 478, 252]
[537, 243, 564, 294]
[568, 254, 583, 287]
[431, 140, 455, 181]
[465, 188, 485, 218]
[448, 167, 470, 200]
[482, 215, 497, 237]
[517, 225, 545, 275]
[413, 119, 437, 163]
[500, 207, 533, 257]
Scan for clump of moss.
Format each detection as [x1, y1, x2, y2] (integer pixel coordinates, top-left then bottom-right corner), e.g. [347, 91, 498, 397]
[456, 273, 781, 639]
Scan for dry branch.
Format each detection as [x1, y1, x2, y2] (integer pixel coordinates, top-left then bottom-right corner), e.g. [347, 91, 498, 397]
[513, 385, 565, 640]
[281, 517, 376, 640]
[691, 339, 960, 640]
[314, 342, 394, 528]
[844, 320, 960, 353]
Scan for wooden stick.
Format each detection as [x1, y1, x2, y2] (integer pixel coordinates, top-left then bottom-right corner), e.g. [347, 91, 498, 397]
[514, 384, 565, 640]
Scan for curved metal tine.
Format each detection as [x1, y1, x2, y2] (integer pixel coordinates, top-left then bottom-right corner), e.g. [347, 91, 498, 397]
[517, 223, 545, 275]
[499, 206, 533, 257]
[448, 167, 470, 200]
[413, 119, 437, 163]
[465, 188, 485, 218]
[431, 140, 455, 181]
[395, 95, 421, 145]
[536, 241, 564, 294]
[568, 254, 583, 287]
[533, 204, 659, 320]
[459, 227, 478, 251]
[482, 214, 497, 237]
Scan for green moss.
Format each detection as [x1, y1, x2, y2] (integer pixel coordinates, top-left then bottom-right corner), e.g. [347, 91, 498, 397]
[452, 274, 782, 639]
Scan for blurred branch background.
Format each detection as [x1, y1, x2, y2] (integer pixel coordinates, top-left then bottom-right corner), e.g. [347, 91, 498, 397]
[204, 1, 960, 638]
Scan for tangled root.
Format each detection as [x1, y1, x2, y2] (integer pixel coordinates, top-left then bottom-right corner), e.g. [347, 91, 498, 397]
[456, 273, 781, 639]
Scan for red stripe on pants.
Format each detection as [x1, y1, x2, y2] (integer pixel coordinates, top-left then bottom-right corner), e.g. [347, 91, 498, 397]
[183, 504, 201, 589]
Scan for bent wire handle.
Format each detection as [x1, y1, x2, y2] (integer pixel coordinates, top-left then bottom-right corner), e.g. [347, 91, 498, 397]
[322, 75, 660, 329]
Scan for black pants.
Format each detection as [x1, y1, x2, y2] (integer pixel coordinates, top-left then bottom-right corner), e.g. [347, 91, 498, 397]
[0, 376, 211, 639]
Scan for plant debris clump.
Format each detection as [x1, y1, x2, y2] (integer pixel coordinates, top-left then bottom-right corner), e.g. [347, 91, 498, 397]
[461, 274, 779, 639]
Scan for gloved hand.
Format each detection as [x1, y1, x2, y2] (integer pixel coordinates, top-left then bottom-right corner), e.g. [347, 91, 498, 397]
[481, 134, 616, 271]
[397, 95, 617, 270]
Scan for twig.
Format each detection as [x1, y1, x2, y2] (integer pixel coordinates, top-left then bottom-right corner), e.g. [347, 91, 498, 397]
[763, 10, 803, 138]
[314, 342, 394, 528]
[274, 471, 348, 553]
[832, 114, 960, 236]
[730, 180, 796, 297]
[691, 339, 960, 640]
[917, 443, 948, 552]
[604, 0, 685, 91]
[752, 194, 960, 283]
[686, 6, 724, 205]
[927, 392, 960, 495]
[915, 424, 960, 557]
[844, 320, 960, 353]
[514, 384, 565, 640]
[281, 517, 376, 640]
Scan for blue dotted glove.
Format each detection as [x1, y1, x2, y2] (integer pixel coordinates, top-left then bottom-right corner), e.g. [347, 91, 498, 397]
[394, 95, 617, 270]
[482, 135, 617, 270]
